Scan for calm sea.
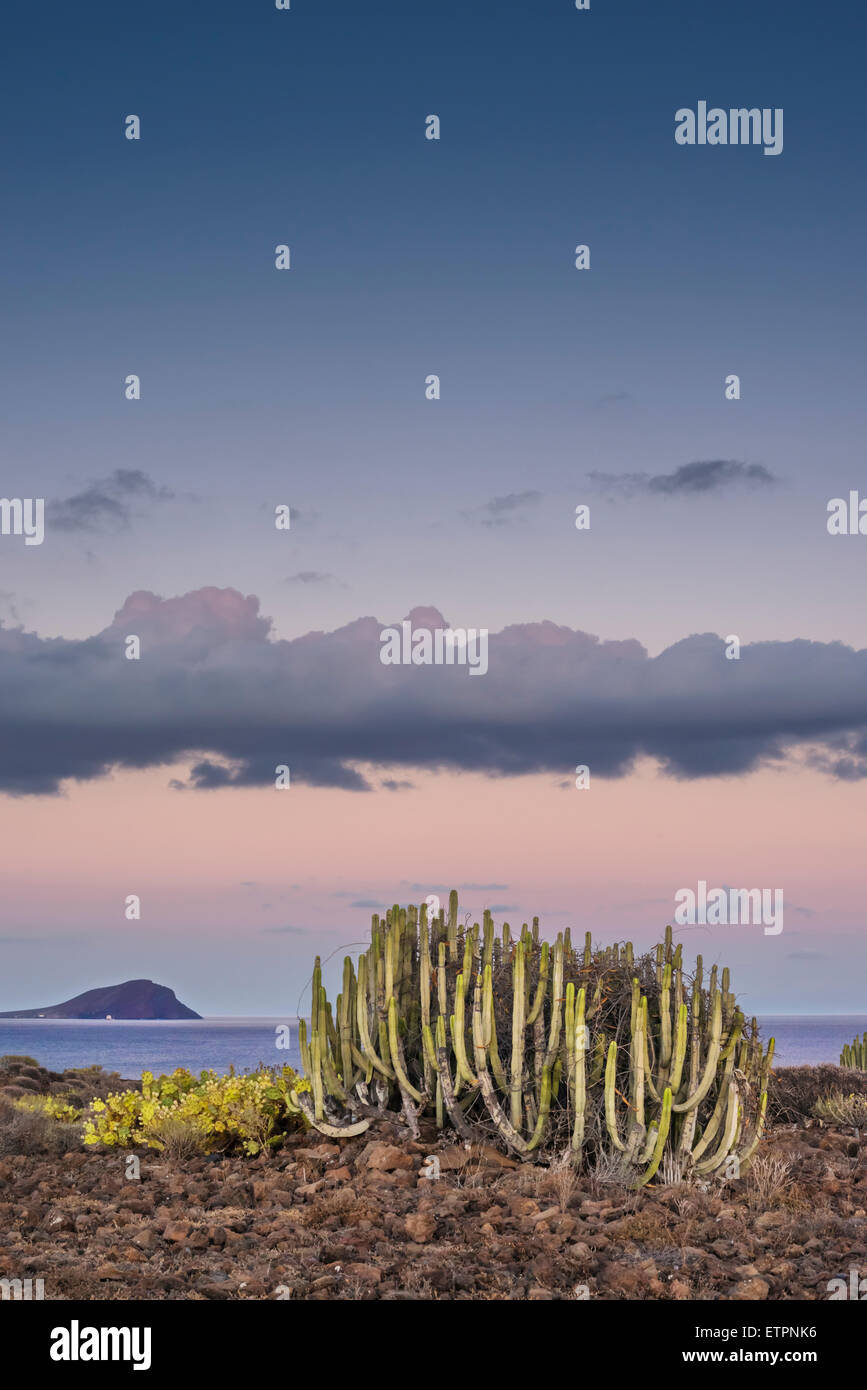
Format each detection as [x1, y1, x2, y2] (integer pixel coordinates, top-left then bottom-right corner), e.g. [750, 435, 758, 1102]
[1, 1015, 865, 1080]
[0, 1019, 303, 1078]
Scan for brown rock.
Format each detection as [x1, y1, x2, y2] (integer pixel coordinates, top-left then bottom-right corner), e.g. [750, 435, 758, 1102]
[602, 1264, 652, 1298]
[296, 1181, 325, 1198]
[404, 1212, 437, 1243]
[343, 1263, 382, 1285]
[510, 1197, 540, 1218]
[44, 1210, 75, 1233]
[364, 1168, 416, 1189]
[327, 1166, 353, 1184]
[467, 1144, 520, 1170]
[531, 1205, 561, 1225]
[729, 1277, 770, 1300]
[431, 1146, 473, 1172]
[480, 1205, 505, 1223]
[365, 1144, 415, 1173]
[162, 1220, 192, 1243]
[754, 1210, 788, 1230]
[294, 1145, 339, 1162]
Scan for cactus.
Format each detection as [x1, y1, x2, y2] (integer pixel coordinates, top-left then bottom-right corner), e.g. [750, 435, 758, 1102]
[840, 1033, 867, 1070]
[296, 894, 773, 1185]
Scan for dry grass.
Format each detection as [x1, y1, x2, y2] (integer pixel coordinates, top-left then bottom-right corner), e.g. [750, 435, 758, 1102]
[589, 1148, 633, 1193]
[745, 1150, 793, 1210]
[537, 1149, 580, 1212]
[319, 1188, 357, 1215]
[451, 1157, 491, 1190]
[659, 1152, 684, 1187]
[0, 1102, 82, 1157]
[142, 1111, 208, 1159]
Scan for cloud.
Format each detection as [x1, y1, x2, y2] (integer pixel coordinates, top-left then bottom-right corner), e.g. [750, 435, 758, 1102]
[285, 571, 344, 588]
[464, 491, 541, 528]
[588, 460, 778, 500]
[49, 470, 175, 533]
[804, 735, 867, 781]
[3, 586, 867, 794]
[0, 591, 23, 625]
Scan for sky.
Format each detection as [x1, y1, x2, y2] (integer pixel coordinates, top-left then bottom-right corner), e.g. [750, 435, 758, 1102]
[1, 0, 866, 1014]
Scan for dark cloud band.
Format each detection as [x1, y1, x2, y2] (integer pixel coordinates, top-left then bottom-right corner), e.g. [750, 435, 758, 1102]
[0, 588, 864, 794]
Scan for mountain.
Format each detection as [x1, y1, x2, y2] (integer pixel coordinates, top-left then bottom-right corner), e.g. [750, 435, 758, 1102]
[0, 980, 201, 1020]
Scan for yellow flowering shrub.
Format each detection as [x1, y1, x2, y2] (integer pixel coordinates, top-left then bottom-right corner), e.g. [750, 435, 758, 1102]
[83, 1066, 311, 1156]
[13, 1094, 83, 1123]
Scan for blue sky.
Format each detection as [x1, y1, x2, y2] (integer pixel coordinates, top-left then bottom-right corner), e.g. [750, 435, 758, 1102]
[1, 0, 866, 1012]
[3, 0, 866, 646]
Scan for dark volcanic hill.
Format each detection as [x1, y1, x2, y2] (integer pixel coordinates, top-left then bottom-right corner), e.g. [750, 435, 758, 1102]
[0, 980, 201, 1020]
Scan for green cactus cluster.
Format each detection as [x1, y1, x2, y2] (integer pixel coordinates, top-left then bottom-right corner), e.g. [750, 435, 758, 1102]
[840, 1033, 867, 1070]
[295, 891, 773, 1184]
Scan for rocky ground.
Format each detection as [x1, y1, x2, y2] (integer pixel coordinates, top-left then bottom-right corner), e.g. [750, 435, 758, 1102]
[0, 1110, 865, 1301]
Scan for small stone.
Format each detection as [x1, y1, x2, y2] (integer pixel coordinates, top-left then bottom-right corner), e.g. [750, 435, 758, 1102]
[755, 1211, 787, 1230]
[510, 1197, 539, 1218]
[343, 1263, 382, 1284]
[162, 1220, 192, 1243]
[404, 1212, 437, 1243]
[729, 1277, 770, 1300]
[365, 1144, 415, 1173]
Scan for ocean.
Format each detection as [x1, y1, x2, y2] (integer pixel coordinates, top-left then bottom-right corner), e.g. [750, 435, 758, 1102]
[0, 1019, 303, 1078]
[0, 1015, 865, 1079]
